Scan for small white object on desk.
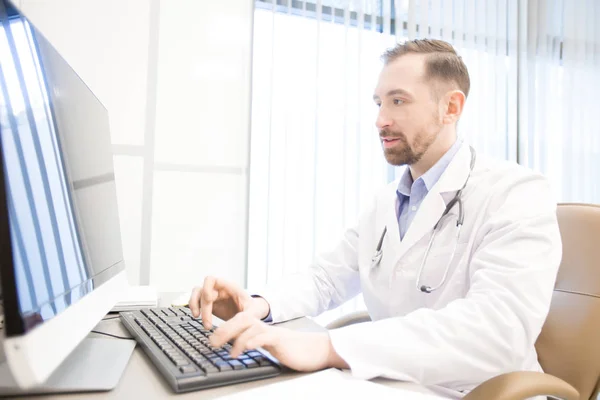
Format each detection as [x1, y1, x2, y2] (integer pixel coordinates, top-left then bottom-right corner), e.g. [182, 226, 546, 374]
[170, 291, 192, 307]
[110, 285, 158, 312]
[216, 368, 449, 400]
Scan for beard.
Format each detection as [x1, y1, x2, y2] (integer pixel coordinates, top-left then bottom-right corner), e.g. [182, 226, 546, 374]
[380, 117, 442, 166]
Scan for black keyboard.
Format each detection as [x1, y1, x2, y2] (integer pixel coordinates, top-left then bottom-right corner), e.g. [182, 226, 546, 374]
[120, 307, 281, 393]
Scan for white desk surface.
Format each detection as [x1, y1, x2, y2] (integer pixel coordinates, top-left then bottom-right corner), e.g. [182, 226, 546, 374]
[19, 293, 441, 399]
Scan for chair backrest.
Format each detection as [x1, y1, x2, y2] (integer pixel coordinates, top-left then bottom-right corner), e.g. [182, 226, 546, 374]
[535, 203, 600, 400]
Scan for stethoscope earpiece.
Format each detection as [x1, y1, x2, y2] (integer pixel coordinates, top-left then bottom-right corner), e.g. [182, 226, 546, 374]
[419, 285, 432, 293]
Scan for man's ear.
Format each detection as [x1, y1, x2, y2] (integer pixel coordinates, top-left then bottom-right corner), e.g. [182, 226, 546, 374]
[442, 90, 466, 125]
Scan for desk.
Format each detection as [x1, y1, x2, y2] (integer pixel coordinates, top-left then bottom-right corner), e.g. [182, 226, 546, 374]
[20, 293, 442, 399]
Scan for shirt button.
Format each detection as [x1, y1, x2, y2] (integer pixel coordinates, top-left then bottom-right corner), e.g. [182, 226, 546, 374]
[411, 206, 417, 211]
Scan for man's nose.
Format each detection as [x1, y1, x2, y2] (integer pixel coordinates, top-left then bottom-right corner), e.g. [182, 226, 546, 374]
[376, 109, 392, 131]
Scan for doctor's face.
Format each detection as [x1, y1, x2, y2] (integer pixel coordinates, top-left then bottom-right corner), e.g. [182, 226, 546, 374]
[373, 54, 444, 166]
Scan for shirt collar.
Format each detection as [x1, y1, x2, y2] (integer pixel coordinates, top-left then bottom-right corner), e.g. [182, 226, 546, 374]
[396, 138, 463, 197]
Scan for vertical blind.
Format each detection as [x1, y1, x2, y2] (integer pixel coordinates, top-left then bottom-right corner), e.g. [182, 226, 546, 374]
[519, 0, 600, 203]
[248, 0, 394, 322]
[252, 0, 599, 325]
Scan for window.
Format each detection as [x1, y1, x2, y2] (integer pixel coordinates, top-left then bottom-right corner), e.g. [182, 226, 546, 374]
[248, 0, 600, 325]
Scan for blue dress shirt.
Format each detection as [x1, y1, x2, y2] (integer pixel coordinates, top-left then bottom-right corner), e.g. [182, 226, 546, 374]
[396, 139, 462, 240]
[252, 294, 273, 323]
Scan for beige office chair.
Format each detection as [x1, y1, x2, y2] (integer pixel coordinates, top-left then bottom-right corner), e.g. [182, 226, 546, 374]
[326, 203, 600, 400]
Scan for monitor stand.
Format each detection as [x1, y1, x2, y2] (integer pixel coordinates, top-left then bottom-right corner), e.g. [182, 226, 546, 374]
[0, 337, 136, 396]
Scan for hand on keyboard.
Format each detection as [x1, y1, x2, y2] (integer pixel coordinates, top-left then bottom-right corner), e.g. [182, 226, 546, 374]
[209, 311, 349, 373]
[188, 277, 270, 329]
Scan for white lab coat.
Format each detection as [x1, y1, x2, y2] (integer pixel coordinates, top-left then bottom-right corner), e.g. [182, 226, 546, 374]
[258, 141, 562, 397]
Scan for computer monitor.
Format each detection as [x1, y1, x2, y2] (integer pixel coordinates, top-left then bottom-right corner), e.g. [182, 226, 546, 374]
[0, 1, 134, 393]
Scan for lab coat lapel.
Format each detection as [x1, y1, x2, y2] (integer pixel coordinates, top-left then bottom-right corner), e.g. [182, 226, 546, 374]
[380, 186, 402, 268]
[392, 142, 473, 262]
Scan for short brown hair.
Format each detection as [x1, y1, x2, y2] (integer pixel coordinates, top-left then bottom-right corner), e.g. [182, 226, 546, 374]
[381, 39, 470, 98]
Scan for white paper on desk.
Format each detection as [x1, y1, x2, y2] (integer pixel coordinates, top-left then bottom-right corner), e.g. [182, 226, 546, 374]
[216, 369, 449, 400]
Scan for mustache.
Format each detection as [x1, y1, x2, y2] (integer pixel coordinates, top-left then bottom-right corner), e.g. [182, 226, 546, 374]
[379, 129, 407, 140]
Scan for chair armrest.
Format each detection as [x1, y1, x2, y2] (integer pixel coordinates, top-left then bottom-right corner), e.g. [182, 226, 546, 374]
[463, 371, 579, 400]
[325, 310, 371, 330]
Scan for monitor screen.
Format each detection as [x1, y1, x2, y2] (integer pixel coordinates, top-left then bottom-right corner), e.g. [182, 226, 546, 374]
[0, 1, 125, 336]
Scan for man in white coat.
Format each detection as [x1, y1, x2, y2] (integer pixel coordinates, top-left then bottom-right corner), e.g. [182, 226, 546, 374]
[189, 39, 561, 396]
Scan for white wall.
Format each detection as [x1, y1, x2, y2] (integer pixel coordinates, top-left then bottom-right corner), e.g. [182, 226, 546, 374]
[149, 0, 253, 292]
[17, 0, 254, 293]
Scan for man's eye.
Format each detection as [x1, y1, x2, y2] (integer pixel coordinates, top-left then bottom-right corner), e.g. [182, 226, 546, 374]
[393, 99, 404, 105]
[375, 102, 381, 108]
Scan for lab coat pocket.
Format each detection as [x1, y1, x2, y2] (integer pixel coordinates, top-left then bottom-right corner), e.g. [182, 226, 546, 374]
[420, 242, 470, 308]
[389, 242, 469, 310]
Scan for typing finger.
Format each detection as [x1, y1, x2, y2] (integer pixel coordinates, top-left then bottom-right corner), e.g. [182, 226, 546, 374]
[245, 331, 276, 353]
[230, 324, 264, 358]
[210, 312, 256, 348]
[200, 276, 218, 328]
[188, 286, 203, 318]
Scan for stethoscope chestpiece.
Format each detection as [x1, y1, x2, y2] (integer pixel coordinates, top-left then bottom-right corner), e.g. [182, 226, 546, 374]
[419, 285, 432, 293]
[371, 250, 383, 268]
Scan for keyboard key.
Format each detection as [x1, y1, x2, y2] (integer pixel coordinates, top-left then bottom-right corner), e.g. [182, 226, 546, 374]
[253, 356, 272, 366]
[214, 360, 233, 371]
[179, 365, 197, 374]
[181, 349, 193, 356]
[229, 360, 245, 370]
[173, 358, 189, 367]
[203, 364, 219, 374]
[242, 359, 259, 368]
[192, 344, 205, 352]
[192, 356, 208, 365]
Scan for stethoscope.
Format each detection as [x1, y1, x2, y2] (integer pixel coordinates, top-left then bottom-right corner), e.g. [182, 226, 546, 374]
[371, 146, 476, 294]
